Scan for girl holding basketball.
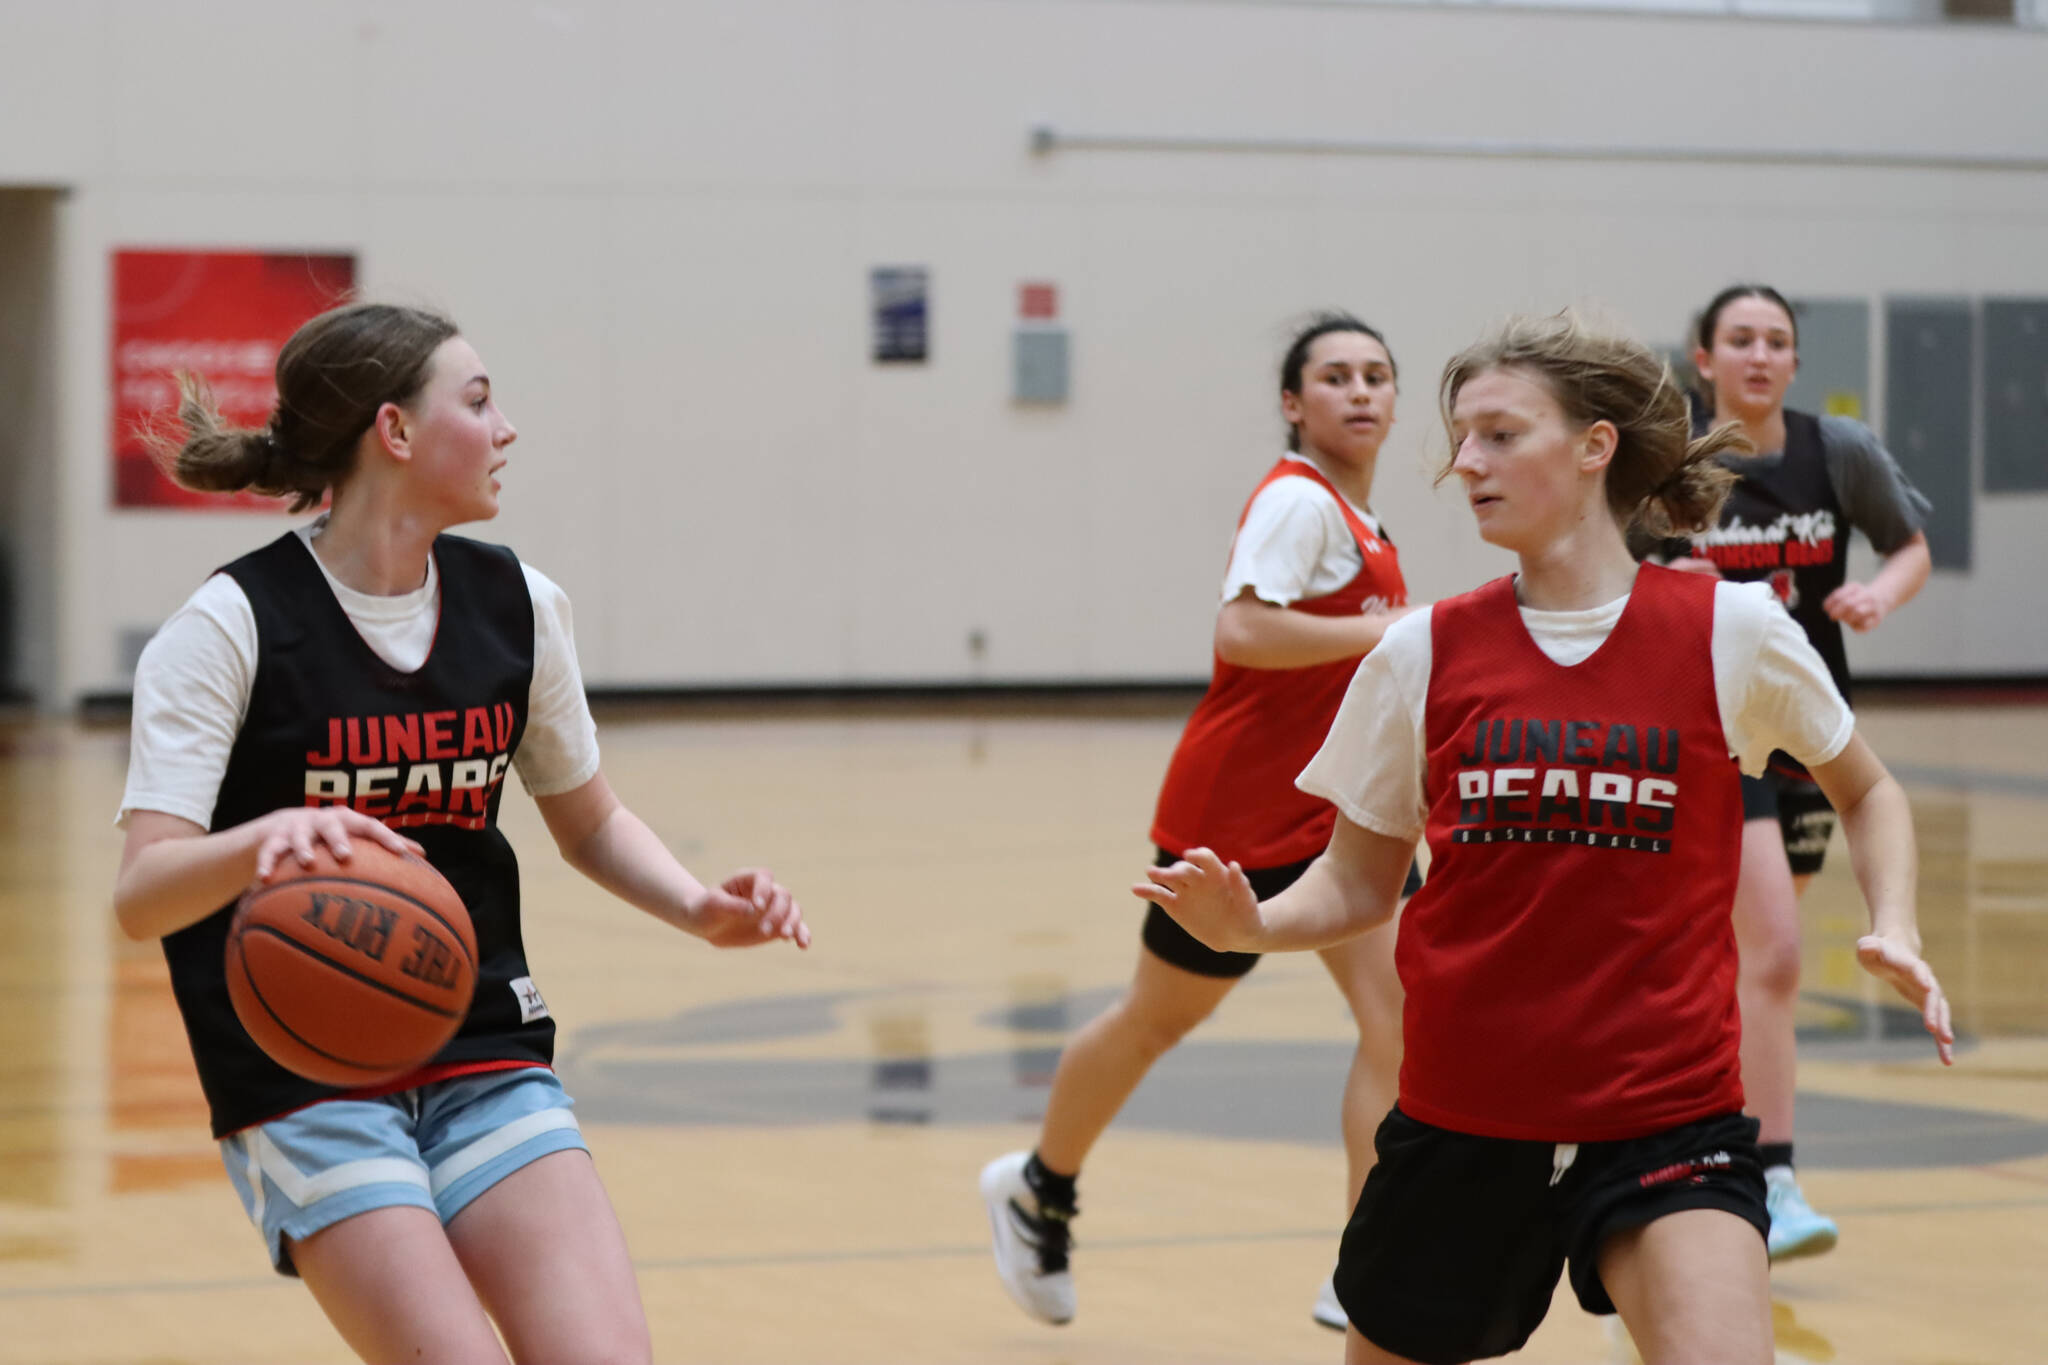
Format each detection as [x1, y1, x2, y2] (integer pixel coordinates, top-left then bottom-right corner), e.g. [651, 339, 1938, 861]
[982, 313, 1419, 1332]
[1139, 312, 1950, 1365]
[114, 302, 809, 1365]
[1644, 283, 1932, 1260]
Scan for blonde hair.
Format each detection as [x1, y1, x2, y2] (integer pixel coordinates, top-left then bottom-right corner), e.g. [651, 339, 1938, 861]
[1438, 311, 1747, 538]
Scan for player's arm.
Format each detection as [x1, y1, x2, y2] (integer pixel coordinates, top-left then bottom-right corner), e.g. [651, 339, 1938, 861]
[1215, 592, 1420, 669]
[112, 586, 419, 940]
[114, 808, 417, 941]
[1133, 816, 1413, 954]
[535, 772, 809, 949]
[1738, 582, 1950, 1062]
[1821, 419, 1932, 631]
[1215, 483, 1418, 669]
[1807, 735, 1952, 1064]
[520, 569, 803, 948]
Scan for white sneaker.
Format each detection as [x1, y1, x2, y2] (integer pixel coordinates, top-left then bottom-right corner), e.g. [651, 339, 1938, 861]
[1765, 1169, 1839, 1263]
[1600, 1313, 1644, 1364]
[1311, 1272, 1347, 1330]
[979, 1151, 1076, 1325]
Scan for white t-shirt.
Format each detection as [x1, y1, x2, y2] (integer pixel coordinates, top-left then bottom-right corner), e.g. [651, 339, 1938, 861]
[118, 523, 601, 829]
[1220, 453, 1386, 607]
[1297, 579, 1855, 843]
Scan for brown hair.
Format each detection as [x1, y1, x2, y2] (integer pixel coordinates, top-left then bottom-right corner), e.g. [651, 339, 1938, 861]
[151, 302, 459, 513]
[1438, 311, 1748, 538]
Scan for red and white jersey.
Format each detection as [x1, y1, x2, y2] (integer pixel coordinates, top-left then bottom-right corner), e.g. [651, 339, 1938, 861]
[1151, 458, 1407, 870]
[1401, 567, 1745, 1141]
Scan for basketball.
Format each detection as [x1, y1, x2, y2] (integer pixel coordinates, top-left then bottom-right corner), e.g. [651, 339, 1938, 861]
[225, 841, 477, 1087]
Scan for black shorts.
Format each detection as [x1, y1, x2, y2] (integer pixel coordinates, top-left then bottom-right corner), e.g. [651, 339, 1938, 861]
[1741, 768, 1836, 878]
[1335, 1107, 1766, 1365]
[1141, 847, 1423, 979]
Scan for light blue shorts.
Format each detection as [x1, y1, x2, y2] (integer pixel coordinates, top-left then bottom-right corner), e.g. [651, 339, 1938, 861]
[219, 1066, 587, 1276]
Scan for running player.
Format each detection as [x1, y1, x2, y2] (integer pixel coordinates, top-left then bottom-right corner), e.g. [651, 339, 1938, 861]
[982, 314, 1419, 1331]
[1647, 283, 1932, 1260]
[1140, 311, 1951, 1365]
[114, 302, 809, 1365]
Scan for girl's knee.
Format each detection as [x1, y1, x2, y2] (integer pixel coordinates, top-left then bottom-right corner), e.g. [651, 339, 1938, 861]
[1739, 938, 1802, 998]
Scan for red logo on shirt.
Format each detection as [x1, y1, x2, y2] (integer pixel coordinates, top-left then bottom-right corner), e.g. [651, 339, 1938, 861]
[1768, 568, 1799, 610]
[302, 704, 515, 831]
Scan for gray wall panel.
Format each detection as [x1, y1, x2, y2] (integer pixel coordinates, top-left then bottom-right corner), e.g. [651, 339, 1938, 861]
[1982, 299, 2048, 493]
[1883, 298, 1974, 571]
[1787, 298, 1872, 422]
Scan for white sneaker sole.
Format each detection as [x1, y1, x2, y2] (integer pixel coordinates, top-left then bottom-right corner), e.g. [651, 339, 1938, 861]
[1311, 1273, 1347, 1331]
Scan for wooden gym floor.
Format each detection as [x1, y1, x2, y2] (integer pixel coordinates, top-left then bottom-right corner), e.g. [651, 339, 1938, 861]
[2, 692, 2044, 1364]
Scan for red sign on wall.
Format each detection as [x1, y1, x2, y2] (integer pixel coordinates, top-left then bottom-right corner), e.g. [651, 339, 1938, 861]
[1018, 281, 1058, 321]
[111, 250, 356, 508]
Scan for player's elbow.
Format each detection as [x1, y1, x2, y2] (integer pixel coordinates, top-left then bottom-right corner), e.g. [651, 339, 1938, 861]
[554, 823, 610, 879]
[1212, 625, 1258, 668]
[111, 884, 159, 941]
[1213, 600, 1278, 667]
[1346, 891, 1399, 938]
[536, 773, 623, 869]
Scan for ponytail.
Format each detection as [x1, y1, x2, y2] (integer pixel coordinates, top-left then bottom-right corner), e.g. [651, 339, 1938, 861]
[145, 301, 459, 513]
[151, 374, 331, 513]
[1634, 421, 1745, 539]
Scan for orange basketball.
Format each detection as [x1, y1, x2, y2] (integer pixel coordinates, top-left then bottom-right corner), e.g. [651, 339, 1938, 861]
[226, 841, 477, 1087]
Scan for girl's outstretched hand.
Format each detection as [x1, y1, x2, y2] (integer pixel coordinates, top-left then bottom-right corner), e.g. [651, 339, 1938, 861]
[684, 868, 811, 949]
[1856, 931, 1954, 1064]
[1133, 848, 1262, 954]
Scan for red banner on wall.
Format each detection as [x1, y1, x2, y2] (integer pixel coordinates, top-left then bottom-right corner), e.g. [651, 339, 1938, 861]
[111, 250, 356, 509]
